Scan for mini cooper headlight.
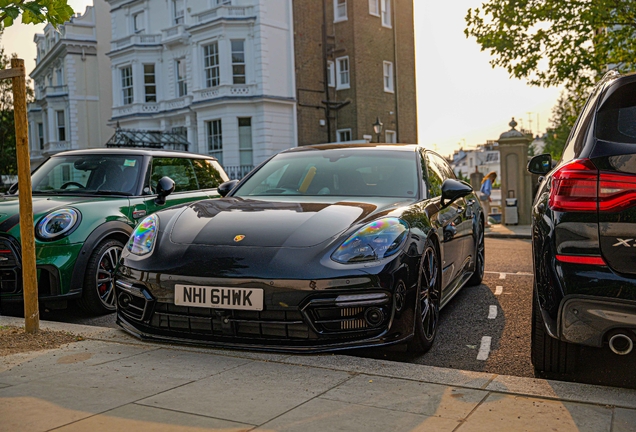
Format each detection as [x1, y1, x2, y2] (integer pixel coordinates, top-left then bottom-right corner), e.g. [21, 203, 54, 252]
[127, 214, 159, 256]
[331, 217, 409, 264]
[36, 209, 80, 240]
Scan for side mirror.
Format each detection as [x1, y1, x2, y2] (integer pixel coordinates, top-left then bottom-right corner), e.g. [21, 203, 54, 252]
[7, 182, 17, 195]
[218, 179, 239, 197]
[155, 176, 175, 205]
[528, 154, 553, 175]
[441, 179, 473, 207]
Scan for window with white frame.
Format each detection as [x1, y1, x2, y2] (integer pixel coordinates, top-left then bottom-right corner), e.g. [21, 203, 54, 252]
[381, 0, 391, 27]
[121, 66, 133, 105]
[172, 0, 184, 25]
[327, 61, 335, 87]
[383, 61, 394, 92]
[207, 119, 223, 163]
[144, 64, 156, 102]
[56, 110, 66, 142]
[334, 0, 347, 22]
[55, 68, 63, 86]
[336, 56, 350, 90]
[133, 11, 145, 33]
[37, 123, 44, 149]
[204, 42, 220, 88]
[231, 39, 246, 84]
[337, 129, 352, 142]
[238, 118, 253, 166]
[175, 59, 187, 97]
[385, 130, 396, 143]
[369, 0, 379, 16]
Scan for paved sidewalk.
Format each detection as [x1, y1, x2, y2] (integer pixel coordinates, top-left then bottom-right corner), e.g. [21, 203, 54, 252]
[1, 316, 635, 432]
[485, 223, 531, 239]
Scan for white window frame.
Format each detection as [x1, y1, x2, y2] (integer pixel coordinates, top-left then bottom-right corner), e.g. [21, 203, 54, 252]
[206, 119, 223, 164]
[172, 0, 184, 25]
[383, 61, 394, 93]
[121, 66, 133, 105]
[327, 60, 335, 88]
[337, 128, 352, 143]
[56, 110, 66, 142]
[238, 117, 253, 166]
[369, 0, 379, 16]
[231, 39, 246, 84]
[381, 0, 392, 28]
[143, 64, 156, 102]
[385, 130, 396, 143]
[37, 122, 44, 149]
[133, 11, 145, 33]
[175, 58, 187, 97]
[334, 0, 347, 22]
[336, 56, 350, 90]
[203, 42, 220, 88]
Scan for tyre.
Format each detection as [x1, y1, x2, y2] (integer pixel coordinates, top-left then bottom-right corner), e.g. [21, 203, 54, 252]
[467, 219, 485, 286]
[408, 238, 441, 354]
[531, 292, 578, 374]
[77, 239, 123, 315]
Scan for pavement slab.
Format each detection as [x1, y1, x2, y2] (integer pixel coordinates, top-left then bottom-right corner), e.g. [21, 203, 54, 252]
[457, 393, 613, 432]
[55, 403, 253, 432]
[255, 397, 461, 432]
[320, 374, 488, 420]
[613, 407, 636, 432]
[137, 360, 352, 426]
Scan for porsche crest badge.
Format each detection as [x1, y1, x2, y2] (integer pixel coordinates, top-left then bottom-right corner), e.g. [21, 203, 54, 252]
[234, 235, 246, 243]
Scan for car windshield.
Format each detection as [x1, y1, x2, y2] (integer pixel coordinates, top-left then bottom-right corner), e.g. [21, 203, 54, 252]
[31, 155, 144, 195]
[234, 148, 419, 198]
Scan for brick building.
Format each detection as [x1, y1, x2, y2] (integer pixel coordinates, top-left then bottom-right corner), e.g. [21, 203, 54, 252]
[293, 0, 417, 145]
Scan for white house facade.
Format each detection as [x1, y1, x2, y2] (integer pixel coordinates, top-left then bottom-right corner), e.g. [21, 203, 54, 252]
[106, 0, 297, 173]
[28, 2, 113, 167]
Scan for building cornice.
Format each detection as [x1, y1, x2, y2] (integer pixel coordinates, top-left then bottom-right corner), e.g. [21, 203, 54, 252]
[31, 39, 97, 78]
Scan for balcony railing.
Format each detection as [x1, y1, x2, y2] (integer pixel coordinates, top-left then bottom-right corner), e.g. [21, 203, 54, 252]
[111, 34, 161, 50]
[43, 141, 71, 155]
[112, 96, 193, 118]
[194, 84, 255, 102]
[195, 6, 255, 24]
[223, 165, 254, 180]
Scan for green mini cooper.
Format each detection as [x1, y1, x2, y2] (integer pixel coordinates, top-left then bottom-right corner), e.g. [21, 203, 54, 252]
[0, 148, 229, 315]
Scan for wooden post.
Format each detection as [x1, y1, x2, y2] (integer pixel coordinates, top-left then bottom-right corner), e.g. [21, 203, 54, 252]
[10, 58, 39, 333]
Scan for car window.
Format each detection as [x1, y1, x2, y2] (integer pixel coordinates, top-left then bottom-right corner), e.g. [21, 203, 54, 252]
[32, 155, 142, 195]
[234, 149, 418, 198]
[596, 81, 636, 144]
[561, 83, 603, 162]
[191, 159, 228, 189]
[150, 157, 198, 192]
[424, 152, 446, 198]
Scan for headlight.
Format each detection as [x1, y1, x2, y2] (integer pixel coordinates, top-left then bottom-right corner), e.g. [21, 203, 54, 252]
[331, 217, 409, 264]
[36, 209, 80, 240]
[127, 214, 159, 256]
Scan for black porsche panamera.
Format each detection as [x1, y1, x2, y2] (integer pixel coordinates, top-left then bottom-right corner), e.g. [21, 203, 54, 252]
[114, 144, 485, 353]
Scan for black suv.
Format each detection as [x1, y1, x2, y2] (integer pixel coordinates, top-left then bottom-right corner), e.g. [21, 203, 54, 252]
[528, 71, 636, 374]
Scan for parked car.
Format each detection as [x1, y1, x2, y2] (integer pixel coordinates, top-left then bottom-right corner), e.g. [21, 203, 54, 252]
[0, 148, 228, 315]
[115, 144, 485, 353]
[528, 71, 636, 374]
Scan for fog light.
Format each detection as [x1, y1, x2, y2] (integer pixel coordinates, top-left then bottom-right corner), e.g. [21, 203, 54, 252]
[118, 292, 133, 309]
[365, 307, 385, 327]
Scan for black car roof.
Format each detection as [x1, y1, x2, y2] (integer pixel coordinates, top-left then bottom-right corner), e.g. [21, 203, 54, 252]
[283, 143, 422, 153]
[50, 148, 218, 160]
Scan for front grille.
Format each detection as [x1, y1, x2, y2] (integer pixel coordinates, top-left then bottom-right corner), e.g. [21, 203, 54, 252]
[150, 303, 312, 340]
[0, 269, 20, 294]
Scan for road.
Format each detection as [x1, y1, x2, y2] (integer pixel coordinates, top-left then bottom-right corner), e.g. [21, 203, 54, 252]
[3, 238, 635, 388]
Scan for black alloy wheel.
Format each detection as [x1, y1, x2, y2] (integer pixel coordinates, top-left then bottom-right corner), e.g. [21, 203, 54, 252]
[408, 239, 441, 353]
[467, 219, 485, 286]
[77, 239, 123, 315]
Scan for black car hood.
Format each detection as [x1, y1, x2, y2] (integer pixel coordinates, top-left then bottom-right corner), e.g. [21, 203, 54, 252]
[169, 197, 404, 248]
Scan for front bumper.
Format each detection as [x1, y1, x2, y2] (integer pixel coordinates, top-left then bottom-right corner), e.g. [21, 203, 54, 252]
[114, 273, 414, 352]
[559, 295, 636, 347]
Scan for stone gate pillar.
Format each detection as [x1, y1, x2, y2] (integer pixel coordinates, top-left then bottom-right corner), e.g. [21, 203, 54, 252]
[497, 118, 533, 225]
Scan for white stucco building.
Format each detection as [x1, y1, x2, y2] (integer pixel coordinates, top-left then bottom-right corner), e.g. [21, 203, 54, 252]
[28, 2, 113, 166]
[106, 0, 297, 173]
[451, 141, 501, 181]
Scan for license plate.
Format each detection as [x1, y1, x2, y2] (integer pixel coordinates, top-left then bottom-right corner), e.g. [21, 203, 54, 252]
[174, 285, 264, 311]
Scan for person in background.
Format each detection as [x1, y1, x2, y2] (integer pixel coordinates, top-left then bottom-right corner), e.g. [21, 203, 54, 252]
[479, 171, 497, 227]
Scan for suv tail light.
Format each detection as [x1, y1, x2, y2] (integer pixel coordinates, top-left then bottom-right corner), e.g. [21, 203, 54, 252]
[549, 159, 636, 213]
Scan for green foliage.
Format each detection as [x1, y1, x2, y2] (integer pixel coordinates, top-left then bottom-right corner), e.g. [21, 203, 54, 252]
[543, 86, 590, 160]
[0, 0, 74, 28]
[465, 0, 636, 90]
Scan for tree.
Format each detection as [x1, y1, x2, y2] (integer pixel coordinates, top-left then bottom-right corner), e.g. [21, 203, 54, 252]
[465, 0, 636, 90]
[0, 0, 74, 28]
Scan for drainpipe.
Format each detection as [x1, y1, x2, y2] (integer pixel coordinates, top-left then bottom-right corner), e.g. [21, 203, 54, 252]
[392, 0, 400, 142]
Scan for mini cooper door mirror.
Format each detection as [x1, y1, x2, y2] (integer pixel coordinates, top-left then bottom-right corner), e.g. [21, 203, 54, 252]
[155, 176, 175, 205]
[218, 179, 239, 197]
[528, 154, 553, 175]
[441, 179, 473, 207]
[7, 182, 17, 195]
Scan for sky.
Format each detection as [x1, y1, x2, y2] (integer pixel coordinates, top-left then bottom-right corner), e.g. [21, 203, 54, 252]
[1, 0, 563, 158]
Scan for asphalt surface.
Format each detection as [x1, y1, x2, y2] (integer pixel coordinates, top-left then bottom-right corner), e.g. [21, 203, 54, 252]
[3, 238, 636, 389]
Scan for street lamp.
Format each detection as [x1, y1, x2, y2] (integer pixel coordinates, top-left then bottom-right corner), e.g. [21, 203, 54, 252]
[372, 117, 383, 143]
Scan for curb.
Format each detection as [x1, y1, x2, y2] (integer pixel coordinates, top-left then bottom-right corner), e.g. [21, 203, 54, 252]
[2, 315, 636, 410]
[484, 232, 531, 239]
